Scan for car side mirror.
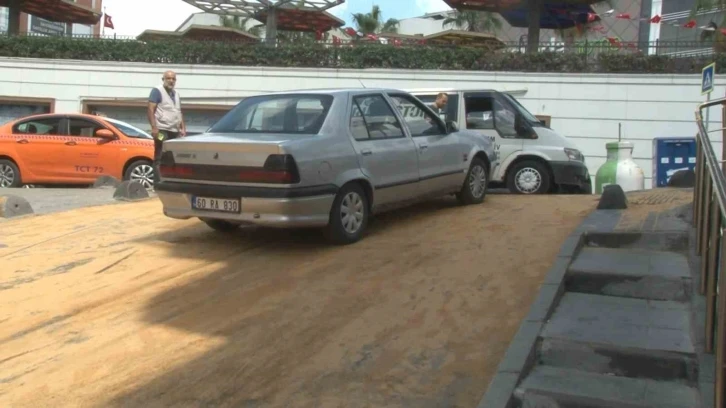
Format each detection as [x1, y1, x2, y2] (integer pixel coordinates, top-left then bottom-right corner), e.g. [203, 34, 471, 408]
[95, 129, 115, 138]
[446, 120, 459, 133]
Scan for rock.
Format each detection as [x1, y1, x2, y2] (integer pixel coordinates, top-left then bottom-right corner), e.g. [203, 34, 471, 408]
[667, 169, 695, 188]
[93, 175, 122, 189]
[113, 180, 150, 202]
[597, 184, 628, 210]
[0, 195, 34, 218]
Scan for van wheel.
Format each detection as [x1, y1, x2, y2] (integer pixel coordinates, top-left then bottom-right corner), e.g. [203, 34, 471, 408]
[0, 159, 21, 188]
[201, 218, 241, 233]
[506, 160, 551, 194]
[124, 160, 155, 190]
[324, 183, 369, 245]
[457, 157, 488, 205]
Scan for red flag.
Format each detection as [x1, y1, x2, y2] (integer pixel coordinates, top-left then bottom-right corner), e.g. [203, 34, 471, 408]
[586, 12, 597, 23]
[606, 37, 622, 48]
[616, 13, 631, 19]
[344, 27, 357, 37]
[683, 19, 696, 28]
[103, 14, 114, 29]
[650, 15, 662, 23]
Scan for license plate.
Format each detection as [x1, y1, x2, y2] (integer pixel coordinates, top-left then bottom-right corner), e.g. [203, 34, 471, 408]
[191, 196, 241, 213]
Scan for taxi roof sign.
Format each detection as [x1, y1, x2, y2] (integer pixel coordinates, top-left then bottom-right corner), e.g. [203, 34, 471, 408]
[702, 62, 715, 95]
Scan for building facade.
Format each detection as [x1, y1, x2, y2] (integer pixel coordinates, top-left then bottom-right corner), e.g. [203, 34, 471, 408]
[0, 0, 103, 36]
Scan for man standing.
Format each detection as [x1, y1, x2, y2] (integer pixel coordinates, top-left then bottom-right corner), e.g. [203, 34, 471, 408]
[148, 70, 186, 183]
[429, 92, 448, 120]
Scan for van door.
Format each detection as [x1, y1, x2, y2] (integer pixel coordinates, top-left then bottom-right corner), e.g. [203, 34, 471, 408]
[462, 92, 523, 182]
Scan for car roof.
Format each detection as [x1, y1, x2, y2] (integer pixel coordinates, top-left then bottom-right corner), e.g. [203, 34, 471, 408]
[406, 88, 500, 93]
[10, 112, 110, 123]
[260, 87, 408, 96]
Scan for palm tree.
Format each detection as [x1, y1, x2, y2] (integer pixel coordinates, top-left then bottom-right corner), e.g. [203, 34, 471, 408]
[442, 10, 502, 34]
[351, 5, 400, 35]
[219, 15, 263, 37]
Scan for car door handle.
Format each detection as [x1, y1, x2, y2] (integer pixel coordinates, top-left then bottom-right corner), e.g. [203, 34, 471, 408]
[16, 139, 28, 144]
[361, 149, 373, 156]
[419, 144, 429, 150]
[65, 140, 77, 146]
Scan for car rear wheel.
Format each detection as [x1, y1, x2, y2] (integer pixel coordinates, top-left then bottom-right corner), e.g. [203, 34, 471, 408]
[457, 157, 488, 205]
[0, 159, 21, 188]
[324, 183, 369, 245]
[124, 160, 155, 190]
[201, 218, 241, 233]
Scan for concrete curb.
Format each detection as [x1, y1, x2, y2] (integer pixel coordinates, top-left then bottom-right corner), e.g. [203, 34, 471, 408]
[477, 209, 622, 408]
[0, 194, 34, 219]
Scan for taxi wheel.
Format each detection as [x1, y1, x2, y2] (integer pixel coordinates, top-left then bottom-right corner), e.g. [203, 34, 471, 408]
[324, 182, 369, 245]
[0, 159, 21, 188]
[124, 160, 155, 190]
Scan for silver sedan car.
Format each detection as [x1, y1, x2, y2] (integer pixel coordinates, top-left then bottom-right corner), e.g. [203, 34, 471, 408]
[155, 88, 496, 244]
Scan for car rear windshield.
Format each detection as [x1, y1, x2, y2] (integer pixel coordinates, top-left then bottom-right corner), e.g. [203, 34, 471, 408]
[208, 94, 334, 135]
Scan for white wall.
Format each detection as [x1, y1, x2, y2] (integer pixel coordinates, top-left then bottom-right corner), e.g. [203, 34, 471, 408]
[0, 56, 721, 189]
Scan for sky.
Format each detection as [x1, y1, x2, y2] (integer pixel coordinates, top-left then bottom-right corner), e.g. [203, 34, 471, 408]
[101, 0, 453, 37]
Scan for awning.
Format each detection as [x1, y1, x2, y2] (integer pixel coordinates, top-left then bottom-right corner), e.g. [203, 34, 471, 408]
[254, 8, 345, 32]
[423, 29, 505, 50]
[500, 3, 600, 29]
[442, 0, 524, 12]
[0, 0, 101, 25]
[137, 25, 259, 42]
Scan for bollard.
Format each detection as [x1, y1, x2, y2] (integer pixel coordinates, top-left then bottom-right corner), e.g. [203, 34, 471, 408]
[113, 180, 150, 202]
[93, 175, 122, 189]
[0, 195, 34, 218]
[597, 184, 628, 210]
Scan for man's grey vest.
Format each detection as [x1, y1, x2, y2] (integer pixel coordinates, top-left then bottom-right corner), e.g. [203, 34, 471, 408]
[154, 85, 182, 132]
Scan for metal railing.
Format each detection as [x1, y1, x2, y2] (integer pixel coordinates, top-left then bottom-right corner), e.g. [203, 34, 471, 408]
[694, 98, 726, 408]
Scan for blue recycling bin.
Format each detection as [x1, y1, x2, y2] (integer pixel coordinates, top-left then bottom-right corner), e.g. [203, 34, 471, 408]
[652, 137, 697, 187]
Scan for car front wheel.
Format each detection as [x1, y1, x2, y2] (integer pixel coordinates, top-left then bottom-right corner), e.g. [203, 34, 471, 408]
[457, 157, 489, 205]
[506, 160, 551, 194]
[324, 183, 369, 245]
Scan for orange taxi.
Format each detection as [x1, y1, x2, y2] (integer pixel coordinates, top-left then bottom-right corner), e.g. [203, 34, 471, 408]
[0, 113, 155, 189]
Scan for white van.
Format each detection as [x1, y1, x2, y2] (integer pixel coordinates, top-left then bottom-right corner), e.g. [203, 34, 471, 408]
[408, 88, 591, 194]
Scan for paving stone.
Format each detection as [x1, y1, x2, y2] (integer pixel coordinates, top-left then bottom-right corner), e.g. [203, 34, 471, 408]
[541, 293, 695, 355]
[569, 247, 690, 278]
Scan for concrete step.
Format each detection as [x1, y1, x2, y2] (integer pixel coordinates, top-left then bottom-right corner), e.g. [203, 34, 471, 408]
[539, 292, 697, 381]
[565, 247, 692, 301]
[513, 366, 702, 408]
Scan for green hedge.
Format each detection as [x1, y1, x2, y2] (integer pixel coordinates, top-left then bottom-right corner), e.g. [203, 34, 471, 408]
[0, 35, 721, 74]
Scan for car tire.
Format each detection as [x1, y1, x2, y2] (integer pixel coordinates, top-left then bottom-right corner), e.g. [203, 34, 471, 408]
[123, 160, 155, 190]
[201, 218, 241, 233]
[506, 160, 551, 194]
[0, 159, 22, 188]
[324, 182, 369, 245]
[457, 157, 489, 205]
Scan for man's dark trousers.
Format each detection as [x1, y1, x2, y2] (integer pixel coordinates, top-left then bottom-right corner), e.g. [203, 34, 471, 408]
[153, 130, 179, 184]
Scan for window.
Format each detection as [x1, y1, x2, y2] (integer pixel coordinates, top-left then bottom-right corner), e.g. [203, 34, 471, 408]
[389, 94, 445, 137]
[208, 94, 333, 135]
[105, 118, 152, 139]
[13, 118, 62, 135]
[501, 93, 542, 126]
[67, 118, 104, 137]
[494, 99, 517, 137]
[464, 96, 494, 130]
[349, 94, 404, 140]
[464, 95, 518, 138]
[415, 93, 457, 122]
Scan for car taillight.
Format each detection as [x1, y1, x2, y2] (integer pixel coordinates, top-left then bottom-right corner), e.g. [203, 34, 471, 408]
[159, 164, 193, 178]
[239, 154, 300, 184]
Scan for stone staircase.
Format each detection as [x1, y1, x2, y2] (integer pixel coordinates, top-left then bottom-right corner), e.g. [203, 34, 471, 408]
[510, 231, 706, 408]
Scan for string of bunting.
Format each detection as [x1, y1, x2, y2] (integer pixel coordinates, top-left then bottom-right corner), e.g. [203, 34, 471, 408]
[562, 8, 726, 49]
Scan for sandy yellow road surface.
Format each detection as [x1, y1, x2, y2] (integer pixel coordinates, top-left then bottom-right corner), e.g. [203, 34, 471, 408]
[0, 194, 596, 408]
